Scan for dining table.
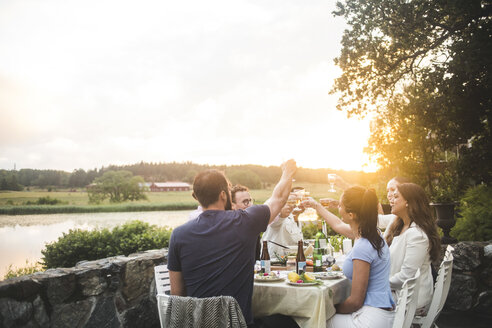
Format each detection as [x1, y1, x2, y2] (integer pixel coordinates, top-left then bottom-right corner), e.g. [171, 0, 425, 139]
[252, 271, 351, 328]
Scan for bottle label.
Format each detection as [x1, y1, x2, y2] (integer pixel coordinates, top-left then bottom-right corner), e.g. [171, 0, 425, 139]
[319, 239, 327, 248]
[261, 260, 271, 274]
[315, 259, 321, 267]
[297, 261, 306, 274]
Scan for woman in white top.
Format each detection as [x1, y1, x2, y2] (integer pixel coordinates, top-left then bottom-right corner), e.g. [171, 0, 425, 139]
[385, 183, 441, 310]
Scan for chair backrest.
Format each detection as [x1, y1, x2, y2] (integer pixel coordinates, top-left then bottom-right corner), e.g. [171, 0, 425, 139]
[153, 264, 247, 327]
[413, 245, 454, 328]
[155, 265, 170, 327]
[437, 245, 454, 314]
[393, 269, 421, 328]
[155, 264, 171, 296]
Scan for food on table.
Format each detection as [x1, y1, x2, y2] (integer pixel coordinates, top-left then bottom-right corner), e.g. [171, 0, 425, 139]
[303, 272, 315, 282]
[306, 259, 313, 266]
[288, 272, 300, 283]
[331, 264, 341, 271]
[255, 271, 279, 280]
[287, 271, 322, 284]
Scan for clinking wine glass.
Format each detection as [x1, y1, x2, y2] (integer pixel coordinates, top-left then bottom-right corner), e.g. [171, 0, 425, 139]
[293, 190, 304, 211]
[328, 174, 336, 193]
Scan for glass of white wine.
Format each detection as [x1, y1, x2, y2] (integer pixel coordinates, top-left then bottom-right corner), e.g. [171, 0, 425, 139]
[328, 174, 336, 192]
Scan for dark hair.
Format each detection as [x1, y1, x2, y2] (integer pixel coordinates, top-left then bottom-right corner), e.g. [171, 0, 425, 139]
[342, 186, 385, 256]
[231, 184, 249, 203]
[192, 170, 230, 208]
[385, 183, 441, 262]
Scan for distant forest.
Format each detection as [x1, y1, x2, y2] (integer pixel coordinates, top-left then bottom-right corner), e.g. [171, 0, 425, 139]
[0, 162, 385, 191]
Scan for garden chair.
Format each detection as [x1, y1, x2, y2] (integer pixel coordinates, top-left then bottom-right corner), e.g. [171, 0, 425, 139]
[154, 265, 247, 328]
[412, 245, 454, 328]
[392, 269, 421, 328]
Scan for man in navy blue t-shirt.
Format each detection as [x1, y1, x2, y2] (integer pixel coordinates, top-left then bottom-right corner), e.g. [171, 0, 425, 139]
[167, 160, 296, 325]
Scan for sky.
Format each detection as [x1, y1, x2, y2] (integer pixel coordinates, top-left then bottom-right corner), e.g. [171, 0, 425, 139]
[0, 0, 377, 173]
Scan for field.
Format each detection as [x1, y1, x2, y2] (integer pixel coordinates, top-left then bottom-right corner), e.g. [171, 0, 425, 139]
[0, 182, 343, 214]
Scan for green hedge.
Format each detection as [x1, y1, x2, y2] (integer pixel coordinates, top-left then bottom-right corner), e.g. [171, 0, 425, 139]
[41, 220, 172, 269]
[451, 184, 492, 241]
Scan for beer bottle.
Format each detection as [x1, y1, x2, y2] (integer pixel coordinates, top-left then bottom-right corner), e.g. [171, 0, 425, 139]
[260, 241, 271, 274]
[296, 240, 306, 274]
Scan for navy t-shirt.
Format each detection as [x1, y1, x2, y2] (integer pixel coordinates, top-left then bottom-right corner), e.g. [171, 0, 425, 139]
[167, 205, 270, 324]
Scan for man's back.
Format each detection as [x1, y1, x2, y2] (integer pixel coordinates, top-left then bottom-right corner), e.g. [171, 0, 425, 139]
[167, 205, 270, 324]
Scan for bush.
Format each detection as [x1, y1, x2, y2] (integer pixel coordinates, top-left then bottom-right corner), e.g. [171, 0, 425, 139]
[3, 260, 43, 279]
[24, 196, 67, 205]
[451, 184, 492, 241]
[302, 222, 318, 239]
[41, 220, 172, 269]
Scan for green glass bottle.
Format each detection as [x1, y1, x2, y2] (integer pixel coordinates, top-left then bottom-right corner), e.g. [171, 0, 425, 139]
[313, 238, 323, 272]
[315, 219, 328, 254]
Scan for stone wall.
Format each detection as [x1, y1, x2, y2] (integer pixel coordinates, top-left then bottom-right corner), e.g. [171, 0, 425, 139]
[438, 241, 492, 314]
[1, 242, 491, 327]
[0, 249, 166, 328]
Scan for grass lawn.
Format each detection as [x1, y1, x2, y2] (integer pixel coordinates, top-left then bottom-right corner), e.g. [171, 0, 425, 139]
[0, 182, 343, 214]
[0, 182, 341, 205]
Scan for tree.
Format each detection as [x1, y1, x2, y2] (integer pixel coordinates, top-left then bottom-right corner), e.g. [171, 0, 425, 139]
[332, 0, 492, 193]
[227, 169, 262, 189]
[0, 170, 23, 191]
[87, 170, 147, 204]
[68, 169, 88, 188]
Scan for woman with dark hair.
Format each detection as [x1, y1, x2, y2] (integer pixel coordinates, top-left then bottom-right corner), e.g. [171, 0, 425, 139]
[386, 183, 441, 311]
[324, 186, 394, 328]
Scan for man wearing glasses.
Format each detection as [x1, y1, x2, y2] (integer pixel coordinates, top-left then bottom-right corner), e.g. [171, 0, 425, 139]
[231, 184, 254, 210]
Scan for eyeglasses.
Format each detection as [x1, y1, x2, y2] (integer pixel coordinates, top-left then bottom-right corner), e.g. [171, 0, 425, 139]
[242, 198, 254, 206]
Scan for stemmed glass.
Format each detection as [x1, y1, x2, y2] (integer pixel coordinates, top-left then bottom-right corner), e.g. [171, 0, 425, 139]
[293, 190, 305, 211]
[328, 174, 336, 193]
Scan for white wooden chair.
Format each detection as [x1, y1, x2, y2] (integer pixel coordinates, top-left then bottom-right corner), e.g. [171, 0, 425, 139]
[412, 245, 454, 328]
[154, 264, 247, 328]
[154, 265, 171, 326]
[392, 269, 421, 328]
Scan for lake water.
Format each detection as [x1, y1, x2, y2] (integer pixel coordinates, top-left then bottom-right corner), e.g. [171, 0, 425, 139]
[0, 210, 191, 279]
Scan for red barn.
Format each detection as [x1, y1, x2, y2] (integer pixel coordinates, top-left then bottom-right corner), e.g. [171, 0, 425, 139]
[149, 182, 191, 192]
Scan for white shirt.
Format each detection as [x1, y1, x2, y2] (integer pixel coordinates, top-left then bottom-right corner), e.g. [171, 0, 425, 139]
[387, 222, 433, 309]
[261, 214, 303, 257]
[378, 214, 397, 230]
[188, 206, 203, 221]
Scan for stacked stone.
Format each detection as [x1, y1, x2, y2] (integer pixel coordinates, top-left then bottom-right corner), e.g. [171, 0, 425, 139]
[440, 241, 492, 313]
[0, 249, 166, 328]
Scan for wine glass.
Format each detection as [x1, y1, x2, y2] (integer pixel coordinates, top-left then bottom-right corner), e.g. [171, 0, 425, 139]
[293, 190, 304, 211]
[328, 174, 336, 192]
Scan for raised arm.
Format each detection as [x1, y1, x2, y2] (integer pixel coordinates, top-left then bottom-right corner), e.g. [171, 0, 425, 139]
[303, 198, 355, 239]
[264, 159, 296, 224]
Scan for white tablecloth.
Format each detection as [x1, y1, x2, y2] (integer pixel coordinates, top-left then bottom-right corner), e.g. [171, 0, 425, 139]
[252, 275, 351, 328]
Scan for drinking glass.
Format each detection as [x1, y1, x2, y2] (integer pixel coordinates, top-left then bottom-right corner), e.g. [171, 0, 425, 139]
[327, 174, 336, 192]
[293, 190, 304, 211]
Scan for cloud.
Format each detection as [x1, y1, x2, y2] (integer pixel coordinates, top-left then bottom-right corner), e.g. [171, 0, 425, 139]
[0, 1, 376, 172]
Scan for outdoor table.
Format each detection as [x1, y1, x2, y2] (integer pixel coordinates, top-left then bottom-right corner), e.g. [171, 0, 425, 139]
[252, 273, 351, 328]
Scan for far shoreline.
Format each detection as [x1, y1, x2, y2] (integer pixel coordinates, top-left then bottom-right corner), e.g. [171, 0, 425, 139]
[0, 203, 198, 215]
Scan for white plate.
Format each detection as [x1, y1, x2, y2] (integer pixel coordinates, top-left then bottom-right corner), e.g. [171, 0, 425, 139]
[314, 272, 344, 279]
[286, 281, 319, 286]
[254, 276, 284, 282]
